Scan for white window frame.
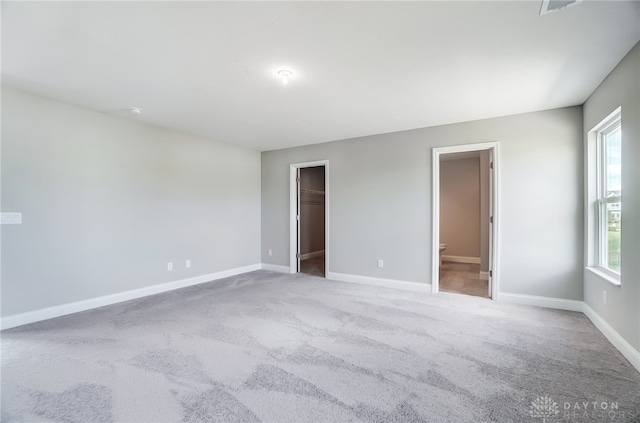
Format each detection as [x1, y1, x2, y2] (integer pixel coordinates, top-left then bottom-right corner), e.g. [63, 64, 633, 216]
[586, 107, 621, 285]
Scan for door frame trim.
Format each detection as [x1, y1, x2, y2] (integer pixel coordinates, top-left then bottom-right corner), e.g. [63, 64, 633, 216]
[290, 160, 329, 275]
[431, 142, 500, 298]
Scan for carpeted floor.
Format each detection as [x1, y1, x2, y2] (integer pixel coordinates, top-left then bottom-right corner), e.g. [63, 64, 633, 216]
[2, 270, 639, 422]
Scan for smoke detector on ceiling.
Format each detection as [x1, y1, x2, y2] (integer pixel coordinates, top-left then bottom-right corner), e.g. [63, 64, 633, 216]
[540, 0, 582, 15]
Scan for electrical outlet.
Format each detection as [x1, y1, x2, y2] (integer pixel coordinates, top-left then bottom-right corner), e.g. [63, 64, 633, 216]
[377, 259, 384, 268]
[186, 259, 191, 268]
[167, 262, 173, 271]
[268, 249, 273, 256]
[603, 290, 607, 304]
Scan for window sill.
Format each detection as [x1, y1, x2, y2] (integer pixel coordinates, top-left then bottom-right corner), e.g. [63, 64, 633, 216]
[586, 267, 621, 286]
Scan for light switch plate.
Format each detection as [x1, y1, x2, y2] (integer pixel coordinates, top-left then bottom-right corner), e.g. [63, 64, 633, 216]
[1, 212, 22, 224]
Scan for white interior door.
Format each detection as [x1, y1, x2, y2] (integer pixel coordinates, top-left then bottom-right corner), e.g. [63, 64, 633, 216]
[296, 168, 301, 272]
[488, 150, 494, 298]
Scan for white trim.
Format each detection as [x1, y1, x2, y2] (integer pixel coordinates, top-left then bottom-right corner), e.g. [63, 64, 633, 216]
[585, 266, 621, 286]
[499, 292, 640, 373]
[586, 107, 622, 278]
[0, 264, 261, 330]
[498, 292, 583, 312]
[582, 303, 640, 373]
[441, 255, 480, 264]
[290, 160, 329, 276]
[290, 165, 298, 274]
[327, 271, 431, 293]
[300, 250, 325, 260]
[479, 271, 489, 280]
[261, 263, 290, 273]
[432, 142, 500, 299]
[431, 149, 440, 293]
[3, 264, 638, 373]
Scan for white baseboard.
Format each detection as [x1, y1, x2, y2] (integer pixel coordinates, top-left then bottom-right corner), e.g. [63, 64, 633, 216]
[326, 271, 431, 293]
[300, 250, 325, 260]
[261, 263, 290, 273]
[582, 303, 640, 373]
[442, 255, 481, 264]
[498, 293, 639, 373]
[498, 292, 583, 312]
[479, 271, 489, 280]
[0, 263, 262, 331]
[4, 264, 638, 375]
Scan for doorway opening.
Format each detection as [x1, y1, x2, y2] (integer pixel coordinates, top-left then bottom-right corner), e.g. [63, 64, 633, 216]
[289, 160, 329, 277]
[431, 143, 499, 299]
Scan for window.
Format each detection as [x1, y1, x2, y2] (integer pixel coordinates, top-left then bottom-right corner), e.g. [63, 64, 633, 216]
[589, 108, 621, 281]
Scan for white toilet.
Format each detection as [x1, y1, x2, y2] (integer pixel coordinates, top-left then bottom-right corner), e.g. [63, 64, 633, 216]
[439, 243, 447, 266]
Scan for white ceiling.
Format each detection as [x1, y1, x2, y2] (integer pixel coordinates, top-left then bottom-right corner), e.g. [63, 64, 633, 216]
[3, 1, 639, 152]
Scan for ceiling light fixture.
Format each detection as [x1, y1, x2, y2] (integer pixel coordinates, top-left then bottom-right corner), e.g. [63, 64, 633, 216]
[129, 107, 143, 115]
[278, 70, 293, 85]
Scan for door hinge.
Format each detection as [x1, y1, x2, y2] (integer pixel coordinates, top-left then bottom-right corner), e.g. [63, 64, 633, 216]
[296, 176, 300, 183]
[296, 253, 301, 258]
[296, 215, 300, 221]
[489, 270, 493, 277]
[490, 216, 493, 224]
[490, 162, 494, 170]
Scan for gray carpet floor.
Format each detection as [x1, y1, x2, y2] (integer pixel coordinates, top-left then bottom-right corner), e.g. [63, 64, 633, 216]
[2, 270, 639, 422]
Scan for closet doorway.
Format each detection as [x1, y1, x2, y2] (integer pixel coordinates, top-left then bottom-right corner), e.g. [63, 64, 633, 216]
[289, 161, 329, 277]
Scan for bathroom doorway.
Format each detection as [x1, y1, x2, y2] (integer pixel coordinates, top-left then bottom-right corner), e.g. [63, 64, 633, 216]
[289, 160, 329, 277]
[431, 143, 499, 299]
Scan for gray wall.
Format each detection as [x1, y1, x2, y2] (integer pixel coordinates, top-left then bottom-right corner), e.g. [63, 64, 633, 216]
[262, 106, 584, 299]
[440, 158, 480, 258]
[1, 87, 261, 317]
[583, 42, 640, 351]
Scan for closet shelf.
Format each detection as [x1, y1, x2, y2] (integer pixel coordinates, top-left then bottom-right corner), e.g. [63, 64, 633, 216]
[300, 189, 325, 195]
